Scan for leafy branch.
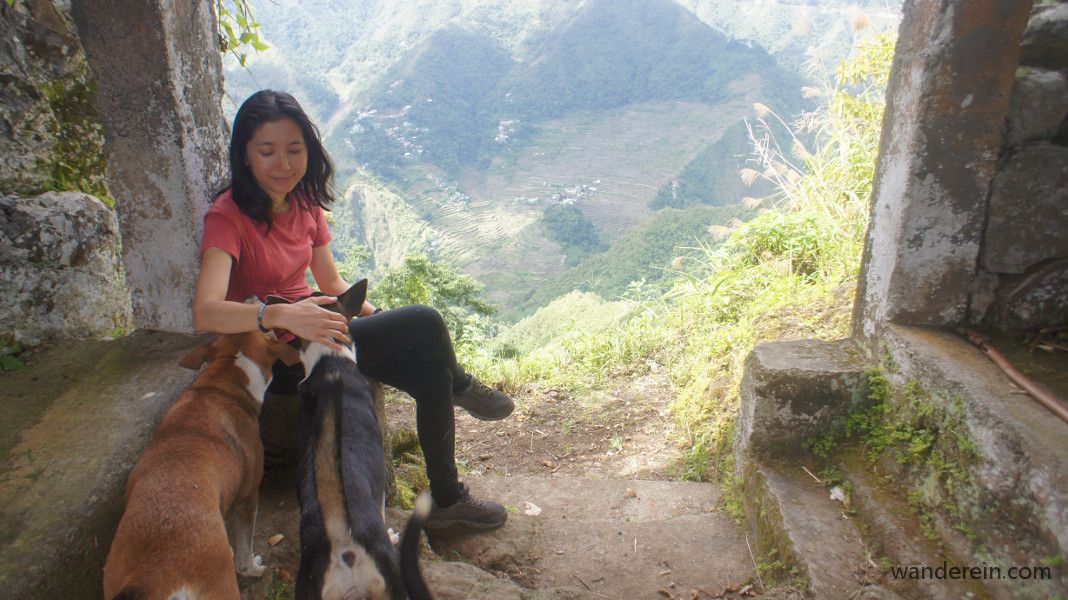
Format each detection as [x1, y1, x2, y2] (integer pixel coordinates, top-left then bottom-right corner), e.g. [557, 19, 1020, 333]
[214, 0, 268, 66]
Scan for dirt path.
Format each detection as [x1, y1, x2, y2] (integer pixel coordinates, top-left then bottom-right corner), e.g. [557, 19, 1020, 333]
[393, 372, 687, 481]
[243, 373, 760, 600]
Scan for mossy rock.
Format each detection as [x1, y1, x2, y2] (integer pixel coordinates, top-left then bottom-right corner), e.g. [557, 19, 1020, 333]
[388, 427, 429, 509]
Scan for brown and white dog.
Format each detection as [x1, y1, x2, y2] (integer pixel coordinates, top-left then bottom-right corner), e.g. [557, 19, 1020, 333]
[102, 330, 300, 600]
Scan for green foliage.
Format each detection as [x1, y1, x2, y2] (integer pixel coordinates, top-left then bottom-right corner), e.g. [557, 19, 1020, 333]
[539, 204, 606, 264]
[495, 291, 639, 356]
[1, 341, 26, 373]
[675, 436, 711, 482]
[214, 1, 269, 67]
[650, 120, 775, 210]
[370, 253, 496, 358]
[264, 581, 292, 600]
[508, 204, 752, 320]
[334, 241, 372, 284]
[725, 211, 824, 277]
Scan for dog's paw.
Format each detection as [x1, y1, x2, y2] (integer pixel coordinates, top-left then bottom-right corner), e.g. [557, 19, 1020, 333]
[388, 527, 400, 545]
[237, 554, 267, 577]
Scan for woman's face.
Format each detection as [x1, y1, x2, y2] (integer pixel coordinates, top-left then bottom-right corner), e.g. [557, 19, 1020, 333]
[245, 117, 308, 206]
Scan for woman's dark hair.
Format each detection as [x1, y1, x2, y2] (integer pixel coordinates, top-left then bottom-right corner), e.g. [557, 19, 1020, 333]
[224, 90, 336, 230]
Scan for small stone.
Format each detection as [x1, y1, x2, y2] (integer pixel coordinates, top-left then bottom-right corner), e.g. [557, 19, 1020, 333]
[626, 487, 637, 498]
[268, 533, 285, 546]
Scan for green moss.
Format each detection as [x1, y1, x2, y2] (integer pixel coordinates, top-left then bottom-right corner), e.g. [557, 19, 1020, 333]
[0, 340, 26, 372]
[264, 581, 293, 600]
[804, 369, 982, 548]
[37, 65, 112, 205]
[388, 427, 429, 510]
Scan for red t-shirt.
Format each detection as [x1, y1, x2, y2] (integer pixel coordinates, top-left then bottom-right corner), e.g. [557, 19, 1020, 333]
[200, 189, 332, 302]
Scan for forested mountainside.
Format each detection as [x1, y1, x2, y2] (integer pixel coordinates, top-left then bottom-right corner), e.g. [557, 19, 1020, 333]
[223, 0, 901, 315]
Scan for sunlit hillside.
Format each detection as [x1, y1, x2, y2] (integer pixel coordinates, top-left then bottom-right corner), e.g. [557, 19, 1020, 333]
[470, 31, 895, 481]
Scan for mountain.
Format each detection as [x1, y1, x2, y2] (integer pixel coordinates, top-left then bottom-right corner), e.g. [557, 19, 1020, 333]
[350, 26, 515, 176]
[496, 0, 790, 118]
[221, 0, 900, 310]
[340, 0, 803, 180]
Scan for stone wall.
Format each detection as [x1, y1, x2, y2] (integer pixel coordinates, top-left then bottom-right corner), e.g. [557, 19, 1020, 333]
[72, 0, 228, 334]
[0, 0, 131, 345]
[976, 3, 1068, 333]
[0, 192, 131, 344]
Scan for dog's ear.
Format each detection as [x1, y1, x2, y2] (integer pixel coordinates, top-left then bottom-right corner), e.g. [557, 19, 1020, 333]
[269, 340, 302, 366]
[336, 279, 368, 321]
[265, 295, 290, 306]
[179, 341, 216, 370]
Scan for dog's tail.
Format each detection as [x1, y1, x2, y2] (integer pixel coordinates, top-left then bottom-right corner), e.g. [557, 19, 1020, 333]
[400, 493, 434, 600]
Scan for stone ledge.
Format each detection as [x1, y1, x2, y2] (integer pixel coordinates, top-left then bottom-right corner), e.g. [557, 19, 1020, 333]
[0, 331, 206, 600]
[880, 325, 1068, 592]
[735, 338, 865, 464]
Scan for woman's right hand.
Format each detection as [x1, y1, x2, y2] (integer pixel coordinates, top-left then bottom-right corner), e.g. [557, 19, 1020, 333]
[268, 296, 351, 351]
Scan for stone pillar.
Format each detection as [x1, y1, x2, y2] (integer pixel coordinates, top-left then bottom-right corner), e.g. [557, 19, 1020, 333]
[70, 0, 227, 333]
[852, 0, 1033, 341]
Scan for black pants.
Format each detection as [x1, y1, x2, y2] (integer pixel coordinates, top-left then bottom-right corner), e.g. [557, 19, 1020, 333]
[267, 304, 468, 507]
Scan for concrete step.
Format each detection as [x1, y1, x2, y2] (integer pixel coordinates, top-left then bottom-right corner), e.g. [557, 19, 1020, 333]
[741, 459, 897, 599]
[840, 453, 989, 600]
[429, 475, 753, 600]
[0, 331, 206, 600]
[735, 329, 1068, 598]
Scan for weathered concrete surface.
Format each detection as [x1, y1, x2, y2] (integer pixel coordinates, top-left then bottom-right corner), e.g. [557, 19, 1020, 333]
[71, 0, 228, 333]
[0, 191, 131, 345]
[1020, 3, 1068, 70]
[879, 325, 1068, 595]
[741, 460, 895, 599]
[853, 0, 1032, 340]
[430, 475, 753, 599]
[1005, 67, 1068, 146]
[0, 331, 205, 600]
[734, 339, 865, 464]
[986, 258, 1068, 333]
[981, 144, 1068, 275]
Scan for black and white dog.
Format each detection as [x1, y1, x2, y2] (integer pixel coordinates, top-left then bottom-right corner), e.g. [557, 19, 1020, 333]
[268, 281, 432, 600]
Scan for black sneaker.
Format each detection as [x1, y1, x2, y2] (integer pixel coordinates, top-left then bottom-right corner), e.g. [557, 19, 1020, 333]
[425, 482, 508, 529]
[452, 376, 515, 421]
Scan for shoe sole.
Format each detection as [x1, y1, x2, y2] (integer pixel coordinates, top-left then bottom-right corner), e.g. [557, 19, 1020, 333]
[456, 404, 516, 421]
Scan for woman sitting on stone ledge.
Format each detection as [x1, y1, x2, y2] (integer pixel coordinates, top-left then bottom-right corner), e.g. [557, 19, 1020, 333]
[192, 89, 512, 529]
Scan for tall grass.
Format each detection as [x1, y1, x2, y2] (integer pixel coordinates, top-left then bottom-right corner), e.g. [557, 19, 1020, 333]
[469, 31, 895, 480]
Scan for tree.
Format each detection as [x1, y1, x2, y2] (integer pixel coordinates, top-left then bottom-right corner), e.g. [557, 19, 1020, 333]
[370, 253, 496, 346]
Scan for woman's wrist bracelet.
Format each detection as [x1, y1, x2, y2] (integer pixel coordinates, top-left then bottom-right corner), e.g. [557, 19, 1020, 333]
[256, 302, 270, 333]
